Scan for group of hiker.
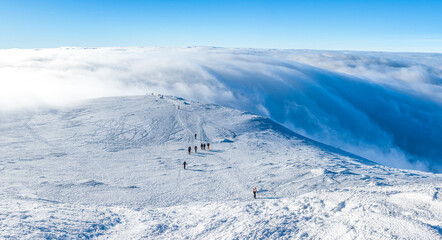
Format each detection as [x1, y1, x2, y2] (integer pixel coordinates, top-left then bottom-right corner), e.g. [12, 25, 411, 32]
[183, 133, 208, 170]
[184, 134, 209, 154]
[200, 143, 209, 150]
[176, 105, 259, 199]
[187, 142, 210, 154]
[184, 133, 259, 199]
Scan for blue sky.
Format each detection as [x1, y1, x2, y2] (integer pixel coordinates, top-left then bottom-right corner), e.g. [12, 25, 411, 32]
[1, 0, 441, 52]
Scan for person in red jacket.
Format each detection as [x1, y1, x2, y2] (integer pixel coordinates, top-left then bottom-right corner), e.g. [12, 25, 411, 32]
[194, 146, 197, 153]
[253, 187, 258, 199]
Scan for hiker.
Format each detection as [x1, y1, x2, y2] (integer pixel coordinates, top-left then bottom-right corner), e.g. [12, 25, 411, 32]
[200, 143, 203, 150]
[207, 143, 210, 150]
[178, 105, 180, 110]
[203, 143, 206, 150]
[183, 161, 187, 169]
[195, 133, 197, 139]
[253, 187, 258, 199]
[194, 146, 197, 153]
[188, 146, 191, 155]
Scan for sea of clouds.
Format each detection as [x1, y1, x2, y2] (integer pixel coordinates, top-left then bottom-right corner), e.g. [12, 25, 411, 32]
[1, 47, 441, 172]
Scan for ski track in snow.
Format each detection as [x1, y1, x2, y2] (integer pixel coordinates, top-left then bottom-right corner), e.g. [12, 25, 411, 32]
[0, 94, 441, 239]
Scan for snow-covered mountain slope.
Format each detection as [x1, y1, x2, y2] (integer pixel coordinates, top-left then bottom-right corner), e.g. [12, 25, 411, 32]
[0, 95, 441, 239]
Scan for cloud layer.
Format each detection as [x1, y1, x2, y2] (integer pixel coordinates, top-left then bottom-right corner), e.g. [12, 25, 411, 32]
[1, 47, 441, 172]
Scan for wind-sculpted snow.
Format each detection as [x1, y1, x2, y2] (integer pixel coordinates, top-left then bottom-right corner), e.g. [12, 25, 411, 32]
[0, 47, 441, 172]
[0, 95, 441, 239]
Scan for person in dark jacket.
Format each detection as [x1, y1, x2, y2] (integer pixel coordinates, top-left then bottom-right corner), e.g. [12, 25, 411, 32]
[183, 161, 187, 169]
[253, 187, 258, 199]
[188, 146, 191, 154]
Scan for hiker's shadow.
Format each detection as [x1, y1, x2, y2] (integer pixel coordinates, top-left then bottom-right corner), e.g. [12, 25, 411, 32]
[207, 149, 223, 153]
[255, 189, 279, 199]
[257, 196, 280, 200]
[195, 152, 214, 156]
[187, 169, 206, 172]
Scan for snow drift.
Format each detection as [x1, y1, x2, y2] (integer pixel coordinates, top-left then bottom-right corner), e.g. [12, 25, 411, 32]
[0, 47, 441, 172]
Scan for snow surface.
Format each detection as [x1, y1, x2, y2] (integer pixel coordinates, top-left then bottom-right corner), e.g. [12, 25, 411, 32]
[0, 95, 441, 239]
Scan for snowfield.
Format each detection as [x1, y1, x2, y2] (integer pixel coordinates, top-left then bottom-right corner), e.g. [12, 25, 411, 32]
[0, 95, 441, 239]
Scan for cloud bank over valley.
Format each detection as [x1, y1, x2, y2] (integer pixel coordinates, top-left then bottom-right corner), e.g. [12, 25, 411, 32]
[1, 47, 441, 172]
